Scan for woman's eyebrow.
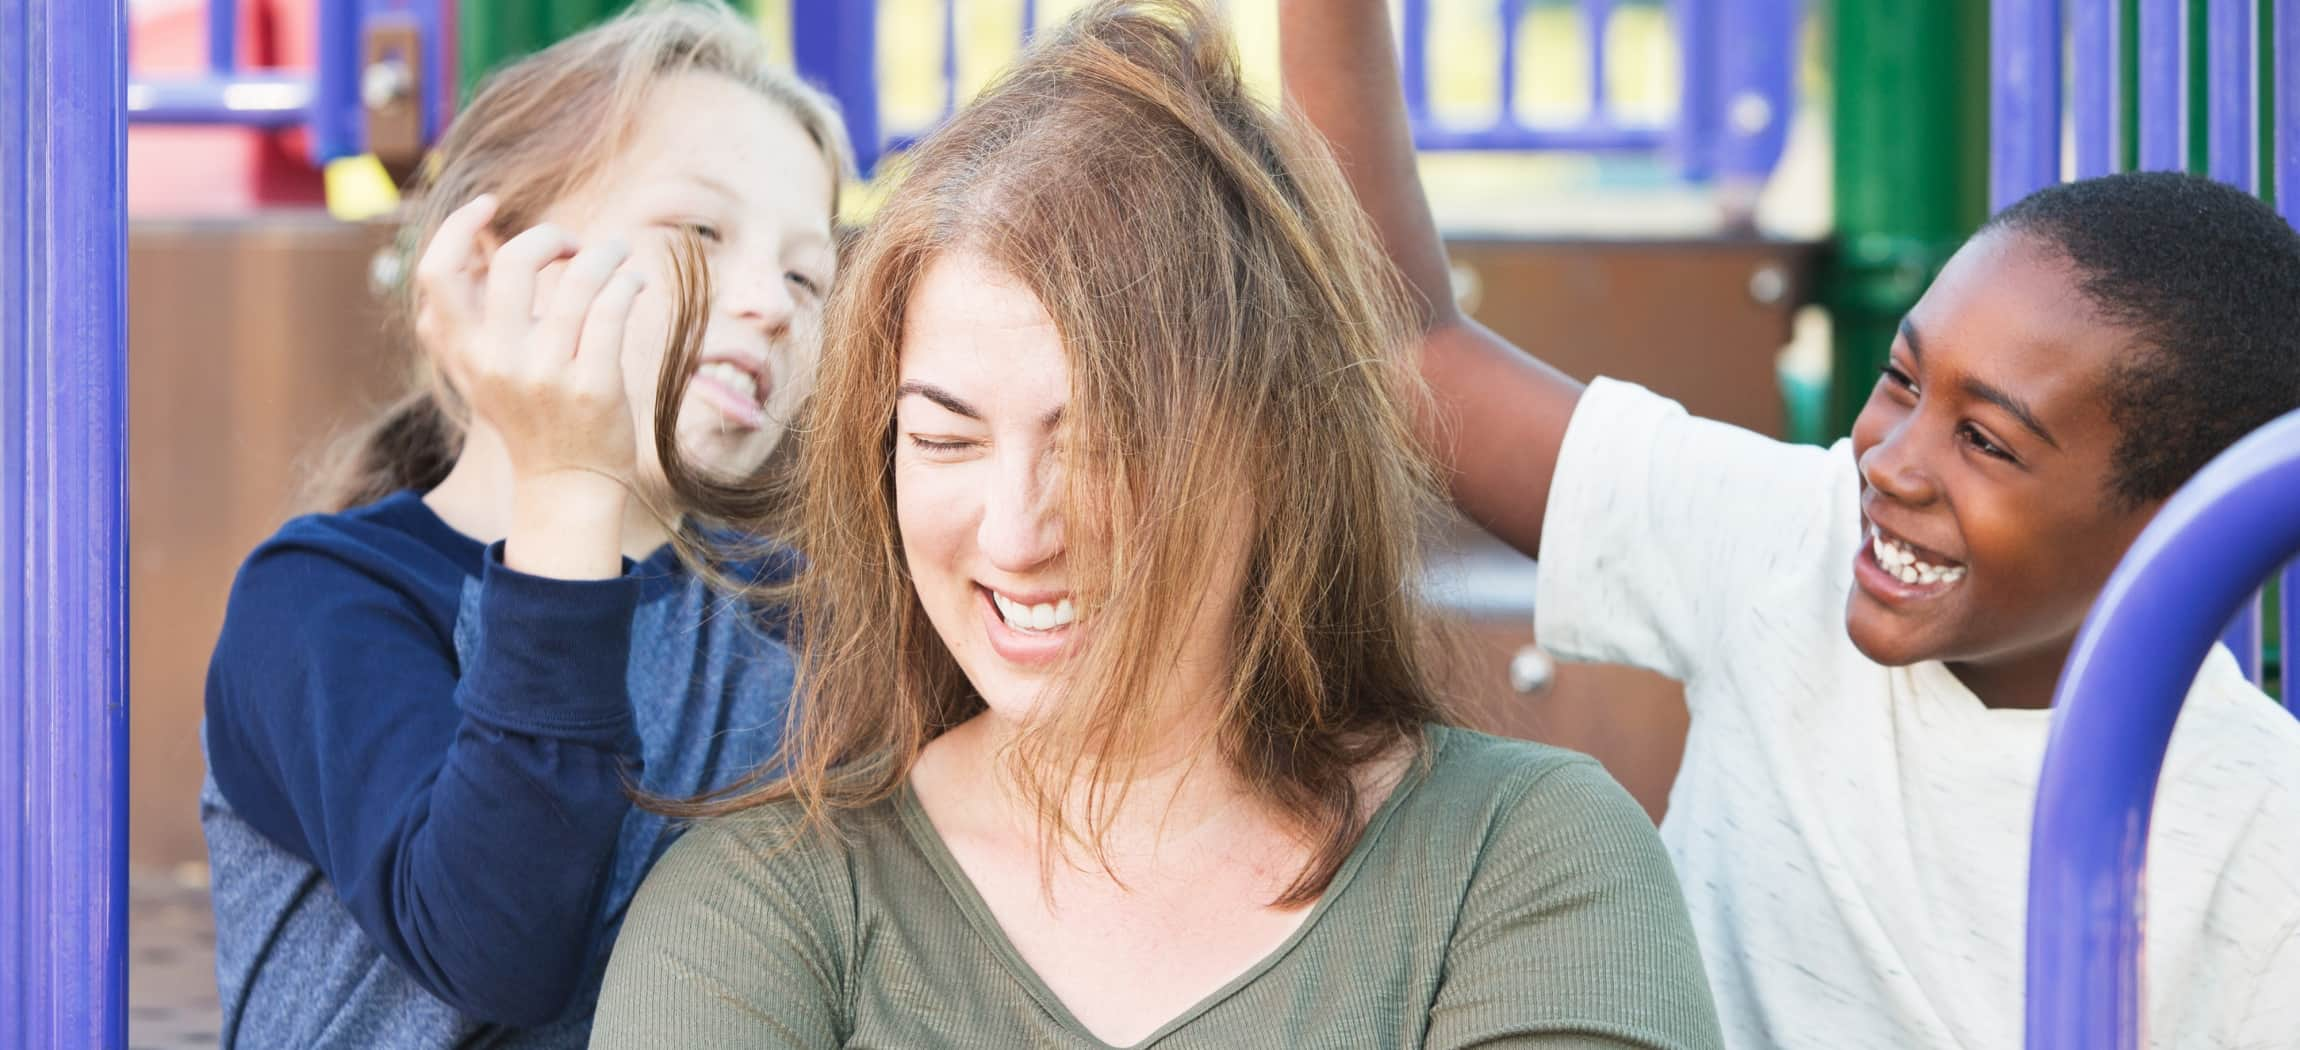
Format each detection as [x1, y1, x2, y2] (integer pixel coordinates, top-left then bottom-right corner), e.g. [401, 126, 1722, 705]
[896, 381, 979, 419]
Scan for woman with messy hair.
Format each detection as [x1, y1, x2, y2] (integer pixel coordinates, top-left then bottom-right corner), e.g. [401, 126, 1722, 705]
[591, 3, 1721, 1047]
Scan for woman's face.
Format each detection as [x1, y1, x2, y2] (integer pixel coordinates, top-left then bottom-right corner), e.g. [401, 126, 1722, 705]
[540, 71, 836, 489]
[893, 251, 1253, 726]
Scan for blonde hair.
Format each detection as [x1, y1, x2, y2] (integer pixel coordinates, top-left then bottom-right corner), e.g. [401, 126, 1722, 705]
[677, 0, 1453, 907]
[313, 0, 852, 512]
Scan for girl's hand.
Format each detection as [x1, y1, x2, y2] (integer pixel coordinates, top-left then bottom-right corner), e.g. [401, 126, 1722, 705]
[416, 195, 647, 578]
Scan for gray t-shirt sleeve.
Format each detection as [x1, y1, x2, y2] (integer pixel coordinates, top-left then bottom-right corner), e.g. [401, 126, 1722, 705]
[1425, 757, 1723, 1050]
[590, 813, 850, 1049]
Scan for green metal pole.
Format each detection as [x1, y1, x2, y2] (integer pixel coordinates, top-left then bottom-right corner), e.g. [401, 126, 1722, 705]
[1822, 0, 1992, 436]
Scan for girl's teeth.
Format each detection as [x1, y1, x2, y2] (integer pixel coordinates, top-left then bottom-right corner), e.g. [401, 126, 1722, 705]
[703, 362, 759, 402]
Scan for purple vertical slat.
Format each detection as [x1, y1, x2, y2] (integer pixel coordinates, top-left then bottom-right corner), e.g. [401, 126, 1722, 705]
[792, 0, 881, 173]
[2, 0, 132, 1047]
[2283, 560, 2298, 714]
[942, 0, 957, 116]
[1713, 0, 1795, 183]
[2281, 0, 2299, 221]
[2139, 0, 2185, 170]
[2073, 0, 2118, 177]
[2025, 409, 2300, 1050]
[1670, 0, 1718, 181]
[1993, 0, 2064, 209]
[2207, 0, 2256, 189]
[312, 0, 360, 160]
[209, 0, 238, 72]
[1584, 0, 1613, 115]
[2222, 593, 2264, 684]
[1498, 0, 1522, 129]
[2281, 556, 2300, 712]
[1401, 0, 1430, 130]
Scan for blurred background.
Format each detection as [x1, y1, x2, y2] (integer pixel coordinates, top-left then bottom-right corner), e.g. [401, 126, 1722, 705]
[121, 1, 2007, 1044]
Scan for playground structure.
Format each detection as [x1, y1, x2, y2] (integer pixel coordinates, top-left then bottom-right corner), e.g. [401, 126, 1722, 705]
[2, 1, 2296, 1047]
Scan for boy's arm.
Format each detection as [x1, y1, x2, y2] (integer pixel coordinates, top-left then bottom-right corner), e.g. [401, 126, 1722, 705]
[1279, 0, 1583, 558]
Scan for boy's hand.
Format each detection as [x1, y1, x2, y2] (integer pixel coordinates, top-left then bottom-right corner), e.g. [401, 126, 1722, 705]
[415, 195, 644, 579]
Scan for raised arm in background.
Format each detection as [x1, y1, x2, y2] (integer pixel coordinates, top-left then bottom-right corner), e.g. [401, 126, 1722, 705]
[1278, 0, 1585, 557]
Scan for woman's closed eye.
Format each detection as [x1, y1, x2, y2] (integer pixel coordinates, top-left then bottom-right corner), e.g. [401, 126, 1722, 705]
[906, 434, 978, 456]
[786, 270, 824, 298]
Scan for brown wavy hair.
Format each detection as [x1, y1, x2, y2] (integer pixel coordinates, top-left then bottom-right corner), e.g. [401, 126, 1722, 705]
[308, 0, 851, 515]
[677, 0, 1453, 907]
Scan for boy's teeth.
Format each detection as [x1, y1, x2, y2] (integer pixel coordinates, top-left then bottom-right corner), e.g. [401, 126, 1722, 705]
[1871, 525, 1967, 587]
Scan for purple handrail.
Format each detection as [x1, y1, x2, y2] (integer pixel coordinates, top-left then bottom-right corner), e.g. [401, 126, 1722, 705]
[1991, 0, 2063, 208]
[2025, 409, 2300, 1050]
[2, 3, 131, 1050]
[126, 73, 311, 127]
[801, 0, 1797, 182]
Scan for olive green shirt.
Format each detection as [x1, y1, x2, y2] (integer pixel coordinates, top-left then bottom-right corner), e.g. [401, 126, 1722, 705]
[591, 726, 1722, 1049]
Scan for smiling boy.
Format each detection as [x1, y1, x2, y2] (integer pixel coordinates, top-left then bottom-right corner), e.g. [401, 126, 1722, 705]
[1281, 3, 2300, 1046]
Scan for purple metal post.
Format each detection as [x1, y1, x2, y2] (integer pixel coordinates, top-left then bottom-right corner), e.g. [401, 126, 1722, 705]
[2072, 0, 2117, 177]
[1498, 0, 1523, 130]
[2206, 0, 2256, 189]
[1670, 0, 1719, 181]
[2025, 409, 2300, 1050]
[2281, 0, 2299, 216]
[1, 0, 131, 1048]
[209, 0, 237, 72]
[942, 0, 958, 115]
[1992, 0, 2064, 209]
[2138, 0, 2185, 170]
[312, 0, 360, 160]
[1713, 0, 1795, 183]
[1584, 0, 1613, 114]
[792, 0, 882, 173]
[2284, 561, 2298, 713]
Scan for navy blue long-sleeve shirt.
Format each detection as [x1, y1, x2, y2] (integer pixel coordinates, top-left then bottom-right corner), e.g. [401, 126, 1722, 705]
[201, 492, 796, 1048]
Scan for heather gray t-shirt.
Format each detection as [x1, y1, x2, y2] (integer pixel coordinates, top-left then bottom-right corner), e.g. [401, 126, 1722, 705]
[590, 725, 1723, 1049]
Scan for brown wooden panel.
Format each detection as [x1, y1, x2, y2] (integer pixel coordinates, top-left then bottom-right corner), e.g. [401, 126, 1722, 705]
[128, 217, 403, 867]
[1449, 237, 1816, 437]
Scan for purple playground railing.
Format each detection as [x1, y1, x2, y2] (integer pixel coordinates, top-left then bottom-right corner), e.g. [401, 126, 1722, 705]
[1995, 0, 2297, 702]
[793, 0, 1800, 181]
[3, 1, 131, 1048]
[2009, 6, 2300, 1045]
[2025, 409, 2300, 1050]
[129, 0, 453, 164]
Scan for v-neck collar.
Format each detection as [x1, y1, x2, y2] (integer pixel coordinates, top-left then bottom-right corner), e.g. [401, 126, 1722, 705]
[894, 726, 1446, 1049]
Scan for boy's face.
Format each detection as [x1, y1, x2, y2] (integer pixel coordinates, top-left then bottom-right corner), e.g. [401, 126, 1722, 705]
[1844, 229, 2160, 670]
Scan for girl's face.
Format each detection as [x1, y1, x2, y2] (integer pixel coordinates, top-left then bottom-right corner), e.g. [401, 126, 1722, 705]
[540, 71, 836, 489]
[892, 251, 1248, 726]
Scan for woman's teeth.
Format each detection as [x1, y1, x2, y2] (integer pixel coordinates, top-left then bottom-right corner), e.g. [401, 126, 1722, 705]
[992, 592, 1077, 632]
[700, 361, 761, 404]
[1870, 527, 1966, 586]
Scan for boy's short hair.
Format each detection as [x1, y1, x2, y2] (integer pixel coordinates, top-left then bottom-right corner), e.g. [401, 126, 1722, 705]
[1982, 171, 2300, 508]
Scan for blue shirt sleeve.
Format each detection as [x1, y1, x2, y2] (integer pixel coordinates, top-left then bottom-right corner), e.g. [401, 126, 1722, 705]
[205, 536, 646, 1027]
